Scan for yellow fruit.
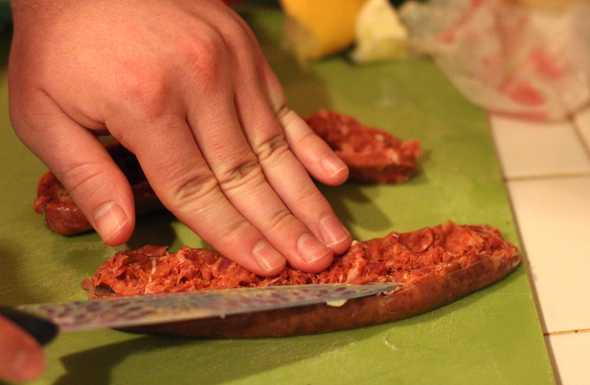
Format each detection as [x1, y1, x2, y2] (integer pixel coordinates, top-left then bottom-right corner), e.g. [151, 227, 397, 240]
[280, 0, 368, 61]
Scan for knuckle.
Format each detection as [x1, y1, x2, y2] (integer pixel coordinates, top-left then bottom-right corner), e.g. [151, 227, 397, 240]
[224, 21, 250, 48]
[218, 217, 251, 242]
[227, 14, 271, 74]
[293, 184, 322, 207]
[263, 71, 286, 112]
[119, 67, 169, 120]
[218, 158, 265, 192]
[267, 208, 294, 233]
[168, 170, 220, 211]
[183, 31, 227, 88]
[276, 104, 291, 120]
[61, 161, 110, 198]
[294, 129, 318, 149]
[194, 28, 224, 55]
[254, 134, 290, 165]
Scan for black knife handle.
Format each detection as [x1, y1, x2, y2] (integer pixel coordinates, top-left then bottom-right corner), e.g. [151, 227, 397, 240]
[0, 306, 58, 346]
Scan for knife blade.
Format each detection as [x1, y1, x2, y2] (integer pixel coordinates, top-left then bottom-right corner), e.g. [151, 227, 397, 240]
[3, 283, 395, 344]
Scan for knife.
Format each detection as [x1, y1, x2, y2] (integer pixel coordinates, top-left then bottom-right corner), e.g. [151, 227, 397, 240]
[0, 283, 395, 345]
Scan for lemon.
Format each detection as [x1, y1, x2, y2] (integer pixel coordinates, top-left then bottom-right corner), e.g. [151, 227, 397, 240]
[351, 0, 409, 63]
[279, 0, 368, 61]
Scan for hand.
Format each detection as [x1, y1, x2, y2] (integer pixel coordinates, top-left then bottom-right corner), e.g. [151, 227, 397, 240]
[8, 0, 351, 276]
[0, 316, 44, 382]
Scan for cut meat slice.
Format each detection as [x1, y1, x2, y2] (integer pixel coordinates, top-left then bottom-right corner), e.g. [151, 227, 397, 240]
[33, 145, 162, 235]
[306, 110, 422, 183]
[84, 222, 520, 337]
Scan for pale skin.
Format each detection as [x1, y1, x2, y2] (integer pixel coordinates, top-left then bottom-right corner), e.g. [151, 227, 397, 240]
[2, 0, 353, 381]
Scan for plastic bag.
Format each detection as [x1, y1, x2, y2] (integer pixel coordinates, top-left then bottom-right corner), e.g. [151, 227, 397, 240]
[400, 0, 590, 121]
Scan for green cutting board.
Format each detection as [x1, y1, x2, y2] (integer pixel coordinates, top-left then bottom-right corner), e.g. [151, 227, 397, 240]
[0, 6, 556, 385]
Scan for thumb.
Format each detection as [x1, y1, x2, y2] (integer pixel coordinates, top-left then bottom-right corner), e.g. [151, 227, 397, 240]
[0, 316, 44, 383]
[11, 92, 135, 245]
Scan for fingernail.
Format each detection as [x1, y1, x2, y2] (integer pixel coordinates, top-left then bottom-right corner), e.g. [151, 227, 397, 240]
[297, 233, 331, 264]
[252, 240, 285, 273]
[320, 216, 351, 248]
[93, 201, 127, 240]
[321, 156, 347, 177]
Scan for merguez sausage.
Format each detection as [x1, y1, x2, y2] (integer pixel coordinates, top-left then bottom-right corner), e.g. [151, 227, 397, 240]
[83, 222, 520, 337]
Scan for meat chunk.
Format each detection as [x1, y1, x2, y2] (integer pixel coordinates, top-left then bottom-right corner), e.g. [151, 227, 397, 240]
[33, 145, 161, 235]
[306, 110, 421, 183]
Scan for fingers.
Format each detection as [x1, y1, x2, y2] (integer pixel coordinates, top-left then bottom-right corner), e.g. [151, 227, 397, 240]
[0, 316, 44, 383]
[181, 25, 334, 272]
[229, 8, 351, 186]
[256, 59, 351, 187]
[271, 108, 352, 254]
[270, 103, 350, 187]
[110, 109, 286, 276]
[10, 91, 135, 245]
[190, 7, 351, 255]
[256, 65, 351, 187]
[236, 82, 352, 255]
[192, 2, 349, 186]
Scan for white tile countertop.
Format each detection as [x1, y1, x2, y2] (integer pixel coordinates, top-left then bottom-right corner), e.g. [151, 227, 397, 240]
[490, 110, 590, 385]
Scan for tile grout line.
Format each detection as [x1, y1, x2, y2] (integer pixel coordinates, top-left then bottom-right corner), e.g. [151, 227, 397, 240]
[505, 172, 590, 182]
[487, 114, 550, 332]
[545, 328, 590, 337]
[490, 114, 590, 183]
[487, 114, 563, 385]
[502, 169, 564, 385]
[491, 113, 590, 385]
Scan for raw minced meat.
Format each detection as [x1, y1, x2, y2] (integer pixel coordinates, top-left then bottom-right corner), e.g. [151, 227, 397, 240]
[306, 110, 421, 183]
[86, 222, 518, 297]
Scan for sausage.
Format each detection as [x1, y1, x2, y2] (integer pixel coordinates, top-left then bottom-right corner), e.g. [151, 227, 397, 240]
[33, 145, 162, 235]
[306, 110, 422, 184]
[83, 222, 520, 337]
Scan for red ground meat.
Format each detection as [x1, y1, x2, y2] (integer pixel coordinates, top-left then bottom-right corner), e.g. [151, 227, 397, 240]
[306, 110, 422, 184]
[87, 222, 518, 297]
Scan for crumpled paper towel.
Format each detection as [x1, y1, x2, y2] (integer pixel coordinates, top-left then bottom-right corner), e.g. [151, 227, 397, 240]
[400, 0, 590, 121]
